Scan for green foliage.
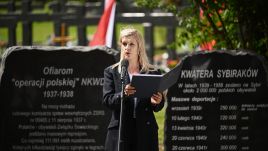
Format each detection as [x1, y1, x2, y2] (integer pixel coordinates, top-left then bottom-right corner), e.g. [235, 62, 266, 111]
[136, 0, 268, 58]
[136, 0, 162, 10]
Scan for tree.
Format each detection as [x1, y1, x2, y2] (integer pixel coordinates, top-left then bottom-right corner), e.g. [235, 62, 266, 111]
[135, 0, 268, 58]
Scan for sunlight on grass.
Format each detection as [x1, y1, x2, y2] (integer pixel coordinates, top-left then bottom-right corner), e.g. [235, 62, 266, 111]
[33, 22, 53, 45]
[0, 28, 8, 41]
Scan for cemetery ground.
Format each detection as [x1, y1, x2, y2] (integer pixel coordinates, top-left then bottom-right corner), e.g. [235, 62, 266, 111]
[0, 22, 169, 151]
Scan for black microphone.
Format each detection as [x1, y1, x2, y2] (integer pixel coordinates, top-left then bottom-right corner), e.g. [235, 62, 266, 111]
[119, 59, 129, 151]
[120, 59, 129, 82]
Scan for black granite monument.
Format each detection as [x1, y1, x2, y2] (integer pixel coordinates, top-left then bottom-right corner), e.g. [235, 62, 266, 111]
[165, 50, 268, 151]
[0, 46, 118, 151]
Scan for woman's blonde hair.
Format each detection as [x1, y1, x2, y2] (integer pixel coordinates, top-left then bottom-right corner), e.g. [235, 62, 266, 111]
[114, 26, 155, 73]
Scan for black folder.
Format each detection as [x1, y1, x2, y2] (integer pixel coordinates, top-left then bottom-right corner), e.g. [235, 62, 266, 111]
[131, 64, 181, 98]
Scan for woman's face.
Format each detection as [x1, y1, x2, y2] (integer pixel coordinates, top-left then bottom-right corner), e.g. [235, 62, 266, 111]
[121, 36, 139, 63]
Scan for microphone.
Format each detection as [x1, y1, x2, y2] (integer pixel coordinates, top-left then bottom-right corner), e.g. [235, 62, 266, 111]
[119, 59, 129, 151]
[120, 59, 129, 82]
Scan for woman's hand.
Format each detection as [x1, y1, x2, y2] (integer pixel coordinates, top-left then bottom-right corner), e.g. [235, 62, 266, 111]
[124, 84, 136, 96]
[151, 92, 162, 105]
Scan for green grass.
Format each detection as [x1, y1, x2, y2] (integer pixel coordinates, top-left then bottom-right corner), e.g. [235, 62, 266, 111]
[0, 22, 170, 56]
[155, 102, 167, 151]
[0, 22, 168, 46]
[32, 22, 53, 44]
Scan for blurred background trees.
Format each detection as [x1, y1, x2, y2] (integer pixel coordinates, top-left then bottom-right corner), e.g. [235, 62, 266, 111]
[136, 0, 268, 58]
